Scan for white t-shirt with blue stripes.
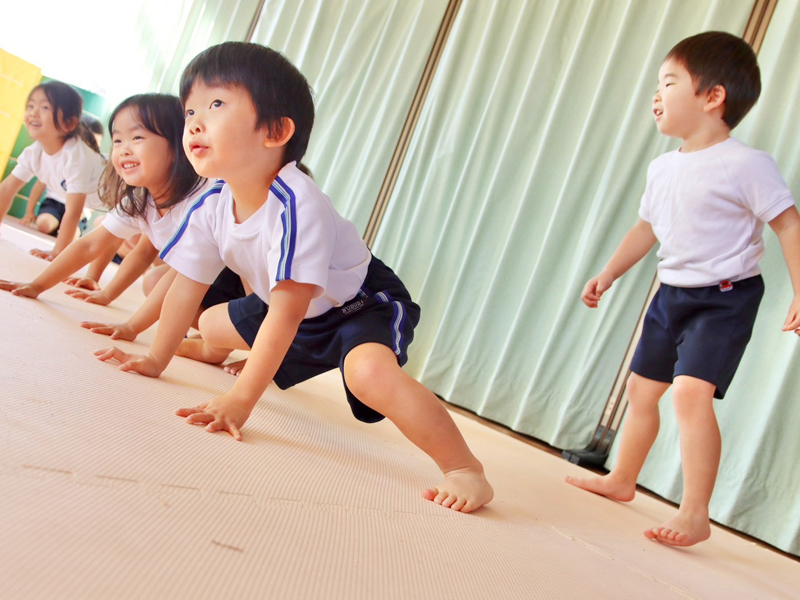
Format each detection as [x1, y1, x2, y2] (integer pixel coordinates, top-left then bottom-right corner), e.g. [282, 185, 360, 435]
[100, 180, 215, 250]
[160, 162, 371, 319]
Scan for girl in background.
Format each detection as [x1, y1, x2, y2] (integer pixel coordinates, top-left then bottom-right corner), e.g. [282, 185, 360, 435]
[0, 93, 244, 338]
[0, 81, 105, 258]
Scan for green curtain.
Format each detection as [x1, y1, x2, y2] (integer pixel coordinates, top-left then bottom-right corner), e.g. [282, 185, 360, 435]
[249, 0, 450, 230]
[623, 0, 800, 556]
[373, 0, 752, 446]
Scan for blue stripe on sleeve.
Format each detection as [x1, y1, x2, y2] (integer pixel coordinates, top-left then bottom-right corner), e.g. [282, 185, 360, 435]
[159, 180, 224, 260]
[270, 176, 297, 281]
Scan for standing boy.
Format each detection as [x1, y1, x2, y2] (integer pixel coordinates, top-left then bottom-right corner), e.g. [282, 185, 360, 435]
[567, 32, 800, 546]
[95, 42, 493, 513]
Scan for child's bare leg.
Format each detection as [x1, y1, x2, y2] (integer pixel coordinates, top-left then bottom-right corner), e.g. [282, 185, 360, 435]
[344, 343, 493, 513]
[35, 213, 59, 234]
[176, 303, 242, 364]
[142, 263, 171, 296]
[645, 375, 716, 547]
[566, 373, 669, 501]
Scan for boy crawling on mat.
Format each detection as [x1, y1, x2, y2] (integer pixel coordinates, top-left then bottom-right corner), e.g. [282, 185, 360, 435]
[567, 32, 800, 546]
[95, 42, 493, 513]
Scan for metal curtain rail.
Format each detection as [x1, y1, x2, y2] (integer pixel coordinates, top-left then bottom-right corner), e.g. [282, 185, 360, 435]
[363, 0, 464, 247]
[562, 0, 779, 467]
[244, 0, 268, 42]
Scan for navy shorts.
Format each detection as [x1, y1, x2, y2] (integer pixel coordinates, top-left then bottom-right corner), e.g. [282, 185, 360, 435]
[201, 267, 246, 309]
[630, 276, 764, 399]
[228, 256, 421, 423]
[37, 197, 88, 236]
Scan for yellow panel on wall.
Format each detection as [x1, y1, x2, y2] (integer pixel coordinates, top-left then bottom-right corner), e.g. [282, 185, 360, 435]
[0, 49, 42, 174]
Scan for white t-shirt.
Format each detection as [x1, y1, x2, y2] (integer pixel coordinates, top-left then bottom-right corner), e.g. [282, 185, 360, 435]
[101, 180, 215, 250]
[160, 163, 371, 319]
[12, 138, 106, 210]
[639, 137, 795, 287]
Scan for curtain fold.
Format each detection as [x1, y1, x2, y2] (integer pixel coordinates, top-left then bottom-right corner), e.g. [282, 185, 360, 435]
[249, 0, 450, 230]
[622, 0, 800, 556]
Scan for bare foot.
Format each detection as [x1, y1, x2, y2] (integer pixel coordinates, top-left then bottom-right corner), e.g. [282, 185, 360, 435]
[176, 338, 230, 364]
[223, 359, 247, 376]
[564, 473, 636, 502]
[422, 466, 494, 513]
[644, 510, 711, 547]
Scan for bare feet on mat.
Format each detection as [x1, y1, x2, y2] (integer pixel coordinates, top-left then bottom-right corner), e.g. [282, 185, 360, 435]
[422, 467, 494, 513]
[223, 359, 247, 376]
[644, 511, 711, 547]
[176, 338, 230, 364]
[564, 474, 636, 502]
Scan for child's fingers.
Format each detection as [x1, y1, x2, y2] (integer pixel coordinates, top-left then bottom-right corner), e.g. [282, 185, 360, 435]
[186, 411, 214, 425]
[94, 346, 128, 362]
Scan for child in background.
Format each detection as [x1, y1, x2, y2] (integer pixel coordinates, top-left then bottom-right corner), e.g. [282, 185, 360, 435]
[96, 42, 493, 513]
[0, 81, 105, 258]
[0, 94, 244, 337]
[20, 114, 106, 241]
[567, 32, 800, 547]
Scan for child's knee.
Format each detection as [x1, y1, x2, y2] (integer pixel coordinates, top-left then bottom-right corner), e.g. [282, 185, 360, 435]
[343, 344, 398, 400]
[35, 216, 57, 233]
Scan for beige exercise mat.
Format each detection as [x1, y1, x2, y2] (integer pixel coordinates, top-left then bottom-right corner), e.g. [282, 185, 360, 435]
[1, 221, 798, 600]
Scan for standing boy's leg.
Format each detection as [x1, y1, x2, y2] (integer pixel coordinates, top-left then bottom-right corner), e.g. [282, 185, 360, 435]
[566, 373, 670, 500]
[645, 375, 716, 546]
[343, 342, 493, 513]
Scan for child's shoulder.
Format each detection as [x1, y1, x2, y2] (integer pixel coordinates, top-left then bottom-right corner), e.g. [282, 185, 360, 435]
[272, 162, 325, 203]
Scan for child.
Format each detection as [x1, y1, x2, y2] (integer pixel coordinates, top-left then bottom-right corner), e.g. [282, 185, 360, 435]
[0, 81, 105, 258]
[95, 42, 493, 513]
[0, 94, 243, 337]
[567, 32, 800, 547]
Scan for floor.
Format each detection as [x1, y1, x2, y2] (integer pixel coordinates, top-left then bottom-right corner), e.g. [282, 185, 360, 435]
[1, 219, 798, 600]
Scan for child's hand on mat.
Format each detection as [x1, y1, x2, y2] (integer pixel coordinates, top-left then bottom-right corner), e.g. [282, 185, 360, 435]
[176, 391, 254, 441]
[19, 213, 35, 227]
[82, 321, 137, 341]
[582, 272, 615, 308]
[0, 280, 42, 299]
[63, 275, 100, 291]
[30, 248, 55, 261]
[67, 287, 111, 305]
[781, 295, 800, 335]
[94, 347, 163, 376]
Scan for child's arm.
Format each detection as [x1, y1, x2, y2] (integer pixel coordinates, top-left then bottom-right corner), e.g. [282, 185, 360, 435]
[94, 272, 210, 375]
[31, 192, 87, 260]
[582, 218, 657, 308]
[20, 181, 45, 226]
[0, 225, 122, 298]
[81, 267, 179, 341]
[177, 280, 315, 440]
[0, 175, 26, 220]
[64, 238, 124, 291]
[768, 206, 800, 333]
[66, 234, 158, 305]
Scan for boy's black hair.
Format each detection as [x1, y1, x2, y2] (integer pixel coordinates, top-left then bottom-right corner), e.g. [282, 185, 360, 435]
[666, 31, 761, 129]
[100, 94, 205, 216]
[180, 42, 315, 165]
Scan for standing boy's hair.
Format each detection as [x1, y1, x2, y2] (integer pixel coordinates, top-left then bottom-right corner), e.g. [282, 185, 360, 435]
[179, 42, 315, 165]
[666, 31, 761, 129]
[100, 94, 205, 215]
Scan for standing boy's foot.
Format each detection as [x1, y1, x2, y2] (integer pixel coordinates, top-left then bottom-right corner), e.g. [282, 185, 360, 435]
[644, 510, 711, 547]
[422, 466, 494, 513]
[176, 338, 230, 365]
[564, 474, 636, 502]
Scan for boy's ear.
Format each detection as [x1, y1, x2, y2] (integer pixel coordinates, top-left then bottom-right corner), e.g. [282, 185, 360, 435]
[703, 84, 726, 113]
[264, 117, 296, 148]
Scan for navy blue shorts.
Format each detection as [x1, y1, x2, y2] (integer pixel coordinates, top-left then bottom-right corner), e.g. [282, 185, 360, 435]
[630, 276, 764, 399]
[228, 256, 421, 422]
[37, 197, 88, 236]
[201, 267, 246, 309]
